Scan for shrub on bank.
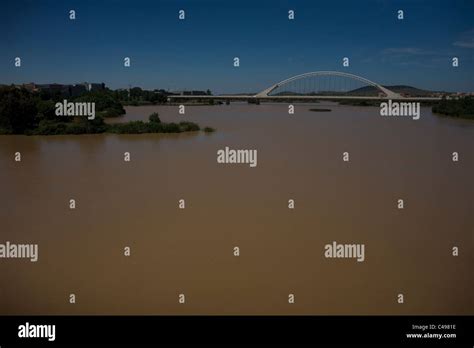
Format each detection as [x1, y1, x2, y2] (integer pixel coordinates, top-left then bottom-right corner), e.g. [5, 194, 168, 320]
[432, 97, 474, 119]
[149, 112, 161, 123]
[203, 127, 216, 133]
[161, 122, 181, 133]
[107, 121, 149, 134]
[106, 115, 200, 134]
[179, 121, 200, 132]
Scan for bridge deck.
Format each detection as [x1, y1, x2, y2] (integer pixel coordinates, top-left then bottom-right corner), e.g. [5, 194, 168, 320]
[168, 95, 442, 101]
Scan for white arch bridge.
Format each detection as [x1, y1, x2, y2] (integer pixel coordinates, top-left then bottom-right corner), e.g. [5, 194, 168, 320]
[168, 71, 441, 101]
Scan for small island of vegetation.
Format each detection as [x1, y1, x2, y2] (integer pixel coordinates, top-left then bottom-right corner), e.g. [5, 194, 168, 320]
[0, 86, 214, 135]
[309, 108, 332, 112]
[338, 96, 474, 120]
[338, 100, 380, 106]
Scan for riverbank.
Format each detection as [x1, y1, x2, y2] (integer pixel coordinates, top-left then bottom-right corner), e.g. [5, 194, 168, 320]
[432, 97, 474, 119]
[25, 118, 208, 136]
[338, 96, 474, 120]
[1, 114, 212, 136]
[0, 87, 215, 135]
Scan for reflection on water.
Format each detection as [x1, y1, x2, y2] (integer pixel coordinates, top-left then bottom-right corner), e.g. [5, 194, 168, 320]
[0, 103, 473, 315]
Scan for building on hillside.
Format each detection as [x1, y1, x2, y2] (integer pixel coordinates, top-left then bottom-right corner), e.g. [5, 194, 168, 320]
[172, 90, 208, 96]
[22, 83, 39, 92]
[36, 84, 69, 96]
[70, 84, 88, 97]
[32, 82, 106, 97]
[87, 83, 105, 92]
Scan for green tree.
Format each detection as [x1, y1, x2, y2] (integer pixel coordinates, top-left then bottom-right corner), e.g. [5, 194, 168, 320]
[36, 99, 57, 120]
[74, 90, 125, 117]
[149, 112, 161, 123]
[0, 87, 38, 134]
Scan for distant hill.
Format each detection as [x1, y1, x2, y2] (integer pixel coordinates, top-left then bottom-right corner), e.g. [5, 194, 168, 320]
[386, 85, 448, 96]
[230, 85, 450, 97]
[270, 85, 444, 97]
[272, 91, 350, 96]
[348, 85, 443, 97]
[272, 91, 305, 96]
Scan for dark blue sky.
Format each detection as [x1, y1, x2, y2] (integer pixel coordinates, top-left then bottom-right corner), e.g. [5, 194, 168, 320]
[1, 0, 473, 93]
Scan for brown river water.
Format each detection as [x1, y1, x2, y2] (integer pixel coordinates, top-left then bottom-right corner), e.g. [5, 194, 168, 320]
[0, 102, 473, 314]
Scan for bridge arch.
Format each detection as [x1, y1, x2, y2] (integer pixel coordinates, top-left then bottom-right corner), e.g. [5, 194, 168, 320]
[255, 71, 401, 99]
